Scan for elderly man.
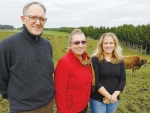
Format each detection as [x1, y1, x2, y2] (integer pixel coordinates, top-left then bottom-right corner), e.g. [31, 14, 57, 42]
[0, 1, 54, 113]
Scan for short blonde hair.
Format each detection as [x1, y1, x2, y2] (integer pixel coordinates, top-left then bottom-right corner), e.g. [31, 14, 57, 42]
[92, 32, 123, 64]
[68, 29, 85, 46]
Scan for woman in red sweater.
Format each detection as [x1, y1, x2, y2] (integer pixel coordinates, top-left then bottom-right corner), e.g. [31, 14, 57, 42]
[54, 29, 93, 113]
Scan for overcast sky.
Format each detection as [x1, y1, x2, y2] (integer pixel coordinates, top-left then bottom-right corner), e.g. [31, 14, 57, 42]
[0, 0, 150, 28]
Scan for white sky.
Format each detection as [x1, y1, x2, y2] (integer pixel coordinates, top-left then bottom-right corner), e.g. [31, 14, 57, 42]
[0, 0, 150, 28]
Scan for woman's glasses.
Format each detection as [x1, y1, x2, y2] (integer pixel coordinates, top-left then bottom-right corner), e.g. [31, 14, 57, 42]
[72, 40, 87, 45]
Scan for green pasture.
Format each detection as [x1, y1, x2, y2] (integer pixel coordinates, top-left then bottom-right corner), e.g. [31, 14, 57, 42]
[0, 30, 150, 113]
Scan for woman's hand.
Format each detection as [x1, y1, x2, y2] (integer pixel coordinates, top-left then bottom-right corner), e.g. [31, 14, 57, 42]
[103, 94, 117, 104]
[103, 98, 110, 104]
[109, 95, 117, 103]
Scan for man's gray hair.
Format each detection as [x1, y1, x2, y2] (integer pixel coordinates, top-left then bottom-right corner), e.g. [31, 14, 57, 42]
[23, 1, 46, 15]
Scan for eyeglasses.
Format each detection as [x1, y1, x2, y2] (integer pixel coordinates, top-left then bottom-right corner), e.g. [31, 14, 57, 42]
[72, 40, 87, 45]
[24, 15, 47, 23]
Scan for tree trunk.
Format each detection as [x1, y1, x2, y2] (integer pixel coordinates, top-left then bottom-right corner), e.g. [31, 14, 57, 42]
[140, 45, 142, 54]
[132, 43, 134, 51]
[145, 45, 147, 55]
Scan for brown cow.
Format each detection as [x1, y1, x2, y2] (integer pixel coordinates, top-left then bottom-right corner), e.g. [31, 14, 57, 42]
[123, 55, 147, 76]
[147, 59, 150, 64]
[47, 37, 50, 40]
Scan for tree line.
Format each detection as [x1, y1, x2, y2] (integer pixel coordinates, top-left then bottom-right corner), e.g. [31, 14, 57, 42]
[1, 23, 150, 54]
[0, 24, 14, 29]
[46, 24, 150, 55]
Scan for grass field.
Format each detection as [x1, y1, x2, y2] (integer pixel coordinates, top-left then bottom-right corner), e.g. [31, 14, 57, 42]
[0, 30, 150, 113]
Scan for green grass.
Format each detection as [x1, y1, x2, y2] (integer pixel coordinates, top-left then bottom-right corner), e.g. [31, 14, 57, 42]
[43, 30, 68, 35]
[0, 30, 150, 113]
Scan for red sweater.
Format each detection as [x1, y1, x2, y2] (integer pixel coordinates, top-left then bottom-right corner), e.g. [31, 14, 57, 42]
[54, 49, 92, 113]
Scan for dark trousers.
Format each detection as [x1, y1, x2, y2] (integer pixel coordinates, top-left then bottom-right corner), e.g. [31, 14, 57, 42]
[78, 105, 88, 113]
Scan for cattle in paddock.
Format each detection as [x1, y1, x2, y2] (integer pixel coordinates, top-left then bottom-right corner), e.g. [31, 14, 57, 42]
[62, 50, 66, 52]
[89, 45, 93, 48]
[47, 37, 50, 40]
[147, 59, 150, 64]
[123, 55, 147, 76]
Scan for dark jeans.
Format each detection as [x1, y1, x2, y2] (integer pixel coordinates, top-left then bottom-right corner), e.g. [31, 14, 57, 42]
[78, 105, 88, 113]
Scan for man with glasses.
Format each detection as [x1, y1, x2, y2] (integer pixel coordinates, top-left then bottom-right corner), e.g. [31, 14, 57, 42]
[0, 1, 54, 113]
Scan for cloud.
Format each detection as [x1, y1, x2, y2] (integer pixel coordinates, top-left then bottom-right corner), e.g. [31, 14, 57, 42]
[0, 0, 150, 28]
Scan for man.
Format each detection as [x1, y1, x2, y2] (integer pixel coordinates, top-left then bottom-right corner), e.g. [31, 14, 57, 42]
[0, 1, 54, 113]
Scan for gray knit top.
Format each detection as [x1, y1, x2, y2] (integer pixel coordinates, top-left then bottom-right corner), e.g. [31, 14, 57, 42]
[0, 25, 54, 112]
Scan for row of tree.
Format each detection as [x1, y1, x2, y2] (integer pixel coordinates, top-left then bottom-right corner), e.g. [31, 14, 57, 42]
[47, 24, 150, 54]
[0, 24, 14, 29]
[1, 23, 150, 54]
